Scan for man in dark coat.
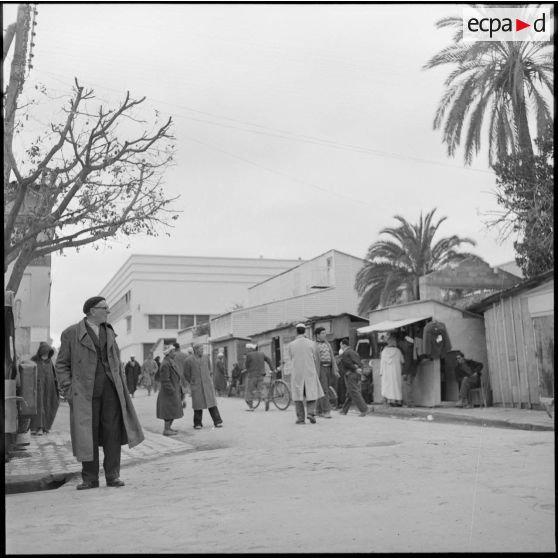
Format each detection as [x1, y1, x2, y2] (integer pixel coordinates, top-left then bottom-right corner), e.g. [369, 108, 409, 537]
[213, 352, 228, 396]
[56, 296, 144, 490]
[156, 346, 184, 435]
[125, 356, 141, 397]
[183, 343, 223, 429]
[455, 351, 483, 408]
[172, 342, 189, 390]
[338, 338, 371, 417]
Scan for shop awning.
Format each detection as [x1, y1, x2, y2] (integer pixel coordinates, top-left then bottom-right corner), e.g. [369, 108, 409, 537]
[357, 316, 431, 334]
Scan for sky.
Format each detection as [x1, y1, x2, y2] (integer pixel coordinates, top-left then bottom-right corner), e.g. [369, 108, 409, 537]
[3, 3, 522, 343]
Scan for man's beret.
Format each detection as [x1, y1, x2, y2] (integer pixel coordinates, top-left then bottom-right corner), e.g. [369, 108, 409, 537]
[83, 296, 106, 314]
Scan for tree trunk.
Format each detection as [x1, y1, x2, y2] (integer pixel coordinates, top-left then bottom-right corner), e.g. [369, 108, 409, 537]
[5, 240, 36, 295]
[513, 92, 534, 159]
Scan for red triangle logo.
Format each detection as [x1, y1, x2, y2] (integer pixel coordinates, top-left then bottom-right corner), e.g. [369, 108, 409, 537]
[516, 19, 530, 32]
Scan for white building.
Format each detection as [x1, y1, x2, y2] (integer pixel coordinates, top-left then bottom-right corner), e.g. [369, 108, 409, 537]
[5, 255, 52, 359]
[209, 249, 367, 366]
[99, 254, 302, 361]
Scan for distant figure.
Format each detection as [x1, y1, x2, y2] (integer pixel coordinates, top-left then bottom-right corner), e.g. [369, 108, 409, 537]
[314, 327, 339, 419]
[228, 363, 242, 397]
[287, 323, 323, 424]
[140, 352, 158, 396]
[380, 334, 404, 406]
[156, 346, 184, 435]
[30, 342, 60, 435]
[183, 344, 223, 429]
[153, 356, 161, 393]
[125, 356, 141, 397]
[55, 296, 144, 490]
[214, 352, 228, 396]
[454, 351, 483, 408]
[244, 343, 275, 411]
[338, 338, 370, 416]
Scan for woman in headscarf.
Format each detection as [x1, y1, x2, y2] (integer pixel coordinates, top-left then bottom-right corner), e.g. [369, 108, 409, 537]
[30, 342, 60, 435]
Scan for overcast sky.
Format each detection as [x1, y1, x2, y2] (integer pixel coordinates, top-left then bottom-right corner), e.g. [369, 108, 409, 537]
[4, 3, 520, 343]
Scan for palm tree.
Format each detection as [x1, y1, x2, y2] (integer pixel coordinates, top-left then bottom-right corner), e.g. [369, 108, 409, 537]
[354, 209, 478, 315]
[423, 7, 553, 166]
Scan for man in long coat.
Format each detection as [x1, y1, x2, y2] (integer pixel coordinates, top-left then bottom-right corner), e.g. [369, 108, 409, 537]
[156, 346, 184, 435]
[183, 343, 223, 429]
[56, 296, 144, 490]
[172, 342, 189, 390]
[287, 323, 324, 424]
[125, 356, 141, 397]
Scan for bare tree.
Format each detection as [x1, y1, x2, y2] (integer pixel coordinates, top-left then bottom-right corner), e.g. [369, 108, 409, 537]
[4, 78, 179, 293]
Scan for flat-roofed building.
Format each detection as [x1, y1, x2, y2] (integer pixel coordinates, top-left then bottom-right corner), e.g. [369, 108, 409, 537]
[99, 254, 302, 361]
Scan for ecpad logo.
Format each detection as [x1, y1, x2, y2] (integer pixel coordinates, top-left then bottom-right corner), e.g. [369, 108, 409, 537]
[463, 7, 552, 42]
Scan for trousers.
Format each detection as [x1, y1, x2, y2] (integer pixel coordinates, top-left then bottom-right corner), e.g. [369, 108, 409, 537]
[245, 374, 264, 405]
[82, 377, 122, 483]
[341, 372, 368, 414]
[193, 407, 222, 426]
[294, 386, 316, 421]
[294, 400, 317, 421]
[316, 364, 332, 414]
[459, 375, 480, 400]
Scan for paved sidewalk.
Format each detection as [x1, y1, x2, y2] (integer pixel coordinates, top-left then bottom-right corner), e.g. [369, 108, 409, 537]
[5, 401, 195, 494]
[5, 397, 553, 495]
[369, 402, 554, 431]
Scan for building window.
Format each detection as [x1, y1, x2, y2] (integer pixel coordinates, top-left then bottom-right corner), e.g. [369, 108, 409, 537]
[196, 314, 210, 325]
[180, 315, 195, 329]
[148, 314, 163, 329]
[126, 316, 132, 334]
[164, 315, 179, 329]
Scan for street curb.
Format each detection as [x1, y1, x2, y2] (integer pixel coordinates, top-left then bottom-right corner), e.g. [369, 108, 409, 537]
[5, 472, 78, 495]
[5, 440, 198, 495]
[369, 406, 554, 431]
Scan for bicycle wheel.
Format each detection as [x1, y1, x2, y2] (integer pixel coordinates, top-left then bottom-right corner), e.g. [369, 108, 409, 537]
[271, 380, 291, 410]
[328, 386, 338, 408]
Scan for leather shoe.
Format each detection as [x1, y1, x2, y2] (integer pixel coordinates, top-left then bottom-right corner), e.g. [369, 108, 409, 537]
[163, 429, 177, 436]
[77, 480, 99, 490]
[106, 478, 125, 487]
[307, 415, 316, 424]
[295, 419, 305, 424]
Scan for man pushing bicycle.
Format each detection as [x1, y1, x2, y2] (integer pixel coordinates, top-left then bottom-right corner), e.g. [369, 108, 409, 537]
[244, 343, 276, 412]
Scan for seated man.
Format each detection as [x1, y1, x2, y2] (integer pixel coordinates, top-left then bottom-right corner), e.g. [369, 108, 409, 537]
[454, 351, 483, 408]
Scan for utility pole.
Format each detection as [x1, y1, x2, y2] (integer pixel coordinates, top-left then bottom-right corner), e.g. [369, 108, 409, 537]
[3, 4, 33, 187]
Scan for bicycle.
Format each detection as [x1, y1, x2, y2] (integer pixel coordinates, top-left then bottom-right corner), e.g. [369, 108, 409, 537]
[252, 370, 291, 410]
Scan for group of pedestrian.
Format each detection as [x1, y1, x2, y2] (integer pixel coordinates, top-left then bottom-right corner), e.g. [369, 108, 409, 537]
[52, 293, 484, 490]
[155, 342, 224, 432]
